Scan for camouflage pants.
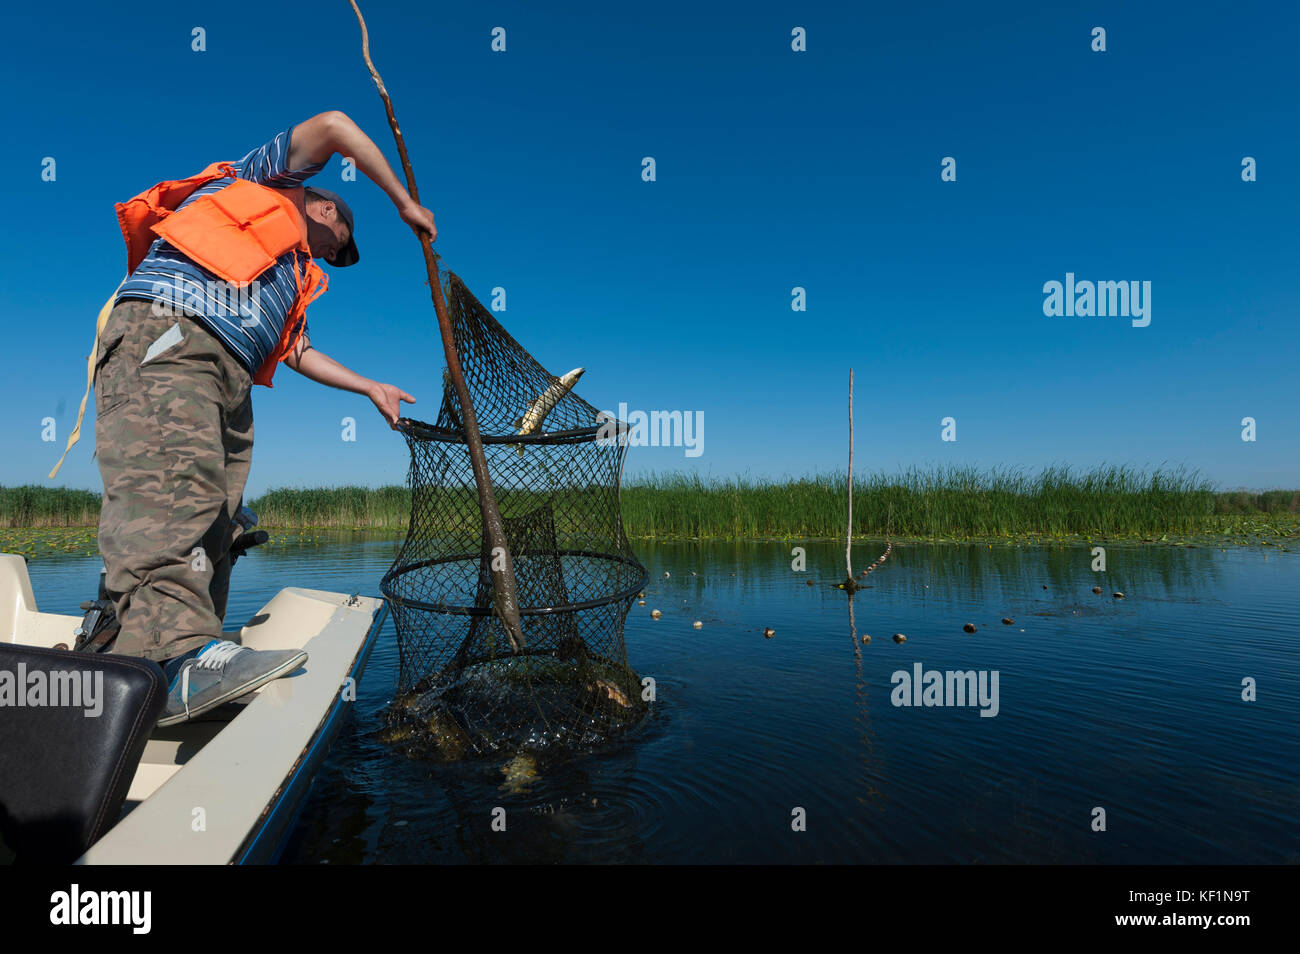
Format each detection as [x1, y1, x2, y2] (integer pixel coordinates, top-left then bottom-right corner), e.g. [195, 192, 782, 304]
[94, 298, 253, 662]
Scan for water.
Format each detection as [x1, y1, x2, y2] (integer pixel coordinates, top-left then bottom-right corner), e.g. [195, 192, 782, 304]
[21, 537, 1299, 863]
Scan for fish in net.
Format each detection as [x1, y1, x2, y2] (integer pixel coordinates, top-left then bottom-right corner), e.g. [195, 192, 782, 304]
[379, 270, 649, 759]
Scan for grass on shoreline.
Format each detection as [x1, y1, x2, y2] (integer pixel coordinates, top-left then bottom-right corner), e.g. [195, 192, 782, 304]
[3, 467, 1297, 545]
[619, 466, 1299, 540]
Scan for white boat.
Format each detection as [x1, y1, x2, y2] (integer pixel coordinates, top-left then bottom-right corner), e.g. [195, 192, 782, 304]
[0, 552, 386, 864]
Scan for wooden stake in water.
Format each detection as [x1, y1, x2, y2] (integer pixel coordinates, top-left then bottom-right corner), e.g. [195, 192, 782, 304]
[349, 0, 525, 652]
[847, 367, 855, 584]
[839, 368, 889, 594]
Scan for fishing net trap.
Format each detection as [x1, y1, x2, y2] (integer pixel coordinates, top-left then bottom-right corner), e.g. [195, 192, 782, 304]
[380, 270, 649, 760]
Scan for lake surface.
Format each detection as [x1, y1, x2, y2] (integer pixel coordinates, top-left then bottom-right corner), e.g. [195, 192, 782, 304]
[22, 537, 1300, 863]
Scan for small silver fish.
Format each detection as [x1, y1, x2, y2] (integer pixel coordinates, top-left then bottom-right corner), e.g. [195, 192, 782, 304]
[512, 367, 584, 455]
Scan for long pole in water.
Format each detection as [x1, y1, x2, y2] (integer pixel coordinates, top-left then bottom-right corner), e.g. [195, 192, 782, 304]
[846, 367, 855, 587]
[349, 0, 526, 652]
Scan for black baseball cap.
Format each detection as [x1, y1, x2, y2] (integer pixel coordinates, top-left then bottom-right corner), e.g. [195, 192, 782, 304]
[305, 187, 359, 267]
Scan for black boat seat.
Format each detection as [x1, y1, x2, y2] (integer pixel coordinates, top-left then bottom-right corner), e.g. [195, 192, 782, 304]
[0, 644, 165, 864]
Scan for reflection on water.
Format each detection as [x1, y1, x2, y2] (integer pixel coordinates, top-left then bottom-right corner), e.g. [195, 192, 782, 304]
[19, 536, 1299, 863]
[847, 596, 884, 810]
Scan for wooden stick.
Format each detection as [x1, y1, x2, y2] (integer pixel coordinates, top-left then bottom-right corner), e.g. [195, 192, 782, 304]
[846, 367, 854, 583]
[349, 0, 525, 652]
[838, 369, 893, 594]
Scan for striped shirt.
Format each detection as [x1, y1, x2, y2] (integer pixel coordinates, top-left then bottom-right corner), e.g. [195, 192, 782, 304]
[115, 127, 326, 376]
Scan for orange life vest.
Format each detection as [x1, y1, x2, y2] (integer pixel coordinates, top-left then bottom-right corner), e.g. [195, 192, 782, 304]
[115, 161, 328, 387]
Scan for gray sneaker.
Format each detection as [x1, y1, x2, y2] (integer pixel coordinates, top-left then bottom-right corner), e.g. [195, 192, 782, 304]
[158, 639, 308, 727]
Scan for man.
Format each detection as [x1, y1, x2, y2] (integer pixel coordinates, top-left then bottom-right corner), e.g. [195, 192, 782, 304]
[94, 111, 431, 725]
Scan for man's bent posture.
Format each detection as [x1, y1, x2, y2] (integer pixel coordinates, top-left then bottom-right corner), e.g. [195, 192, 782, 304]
[96, 111, 430, 724]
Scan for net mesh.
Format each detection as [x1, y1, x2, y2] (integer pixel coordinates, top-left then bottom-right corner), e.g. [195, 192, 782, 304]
[380, 270, 648, 759]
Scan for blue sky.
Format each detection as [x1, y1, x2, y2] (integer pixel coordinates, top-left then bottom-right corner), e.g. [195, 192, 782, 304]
[2, 0, 1295, 495]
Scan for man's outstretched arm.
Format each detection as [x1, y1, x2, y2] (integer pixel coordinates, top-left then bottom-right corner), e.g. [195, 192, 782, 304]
[287, 110, 436, 239]
[284, 335, 414, 427]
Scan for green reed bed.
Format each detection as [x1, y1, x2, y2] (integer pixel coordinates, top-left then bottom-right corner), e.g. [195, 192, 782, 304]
[0, 485, 101, 528]
[248, 485, 412, 529]
[2, 468, 1297, 547]
[617, 466, 1297, 541]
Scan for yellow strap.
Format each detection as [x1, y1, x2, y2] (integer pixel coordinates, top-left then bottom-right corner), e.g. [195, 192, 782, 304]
[48, 280, 127, 479]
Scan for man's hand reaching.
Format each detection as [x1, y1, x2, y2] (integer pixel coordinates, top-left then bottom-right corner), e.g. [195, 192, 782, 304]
[369, 381, 416, 428]
[286, 337, 415, 429]
[399, 200, 437, 242]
